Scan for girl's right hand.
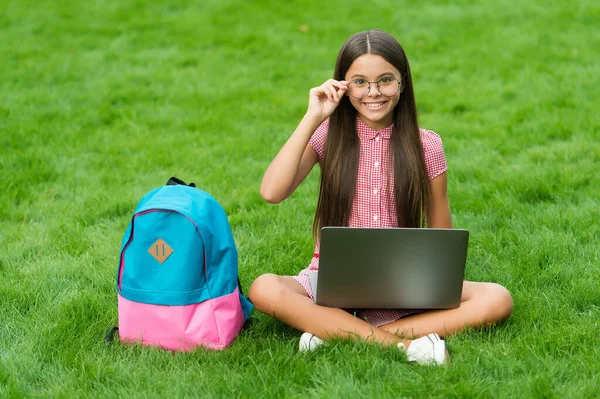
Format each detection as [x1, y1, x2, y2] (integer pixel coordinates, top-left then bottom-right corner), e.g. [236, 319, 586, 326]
[307, 79, 348, 121]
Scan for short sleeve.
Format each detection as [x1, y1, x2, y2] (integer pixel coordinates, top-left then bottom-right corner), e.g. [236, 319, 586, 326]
[309, 119, 329, 163]
[420, 129, 448, 180]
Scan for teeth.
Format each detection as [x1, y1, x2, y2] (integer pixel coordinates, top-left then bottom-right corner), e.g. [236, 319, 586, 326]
[365, 102, 384, 108]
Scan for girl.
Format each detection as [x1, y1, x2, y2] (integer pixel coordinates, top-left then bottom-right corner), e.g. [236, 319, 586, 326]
[249, 30, 513, 365]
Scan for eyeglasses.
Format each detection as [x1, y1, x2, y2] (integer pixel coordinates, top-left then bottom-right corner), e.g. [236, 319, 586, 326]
[347, 77, 401, 99]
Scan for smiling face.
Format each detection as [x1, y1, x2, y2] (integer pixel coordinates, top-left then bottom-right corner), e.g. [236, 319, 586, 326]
[344, 53, 402, 131]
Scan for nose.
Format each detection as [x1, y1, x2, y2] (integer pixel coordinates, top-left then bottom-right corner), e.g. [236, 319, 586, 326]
[366, 82, 382, 97]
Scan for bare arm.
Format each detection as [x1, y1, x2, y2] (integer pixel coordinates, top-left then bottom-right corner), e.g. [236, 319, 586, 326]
[425, 172, 452, 228]
[260, 115, 321, 203]
[260, 79, 348, 203]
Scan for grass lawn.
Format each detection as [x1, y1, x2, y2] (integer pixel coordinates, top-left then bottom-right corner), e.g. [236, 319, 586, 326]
[1, 0, 599, 397]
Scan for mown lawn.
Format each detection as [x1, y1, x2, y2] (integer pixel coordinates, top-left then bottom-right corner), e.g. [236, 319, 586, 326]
[1, 0, 599, 397]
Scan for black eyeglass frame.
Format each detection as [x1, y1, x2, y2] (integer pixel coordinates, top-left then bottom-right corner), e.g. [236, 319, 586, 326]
[346, 77, 402, 99]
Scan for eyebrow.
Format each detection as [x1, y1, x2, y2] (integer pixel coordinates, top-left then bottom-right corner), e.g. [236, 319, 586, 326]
[350, 72, 397, 79]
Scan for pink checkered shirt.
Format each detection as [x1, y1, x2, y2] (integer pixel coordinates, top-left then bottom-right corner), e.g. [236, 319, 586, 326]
[291, 117, 448, 326]
[310, 117, 447, 248]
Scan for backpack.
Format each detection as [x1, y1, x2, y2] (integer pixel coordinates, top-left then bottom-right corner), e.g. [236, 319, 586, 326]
[114, 177, 254, 351]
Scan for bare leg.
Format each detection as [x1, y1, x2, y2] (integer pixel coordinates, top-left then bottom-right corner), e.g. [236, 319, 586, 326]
[249, 274, 412, 348]
[380, 281, 513, 338]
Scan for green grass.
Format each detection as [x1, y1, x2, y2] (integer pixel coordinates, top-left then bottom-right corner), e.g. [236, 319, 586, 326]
[1, 0, 599, 397]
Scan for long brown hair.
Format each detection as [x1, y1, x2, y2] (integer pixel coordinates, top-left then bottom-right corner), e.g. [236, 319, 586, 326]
[313, 30, 431, 239]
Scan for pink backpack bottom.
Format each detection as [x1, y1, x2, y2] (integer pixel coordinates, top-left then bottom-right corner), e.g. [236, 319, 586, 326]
[118, 286, 245, 351]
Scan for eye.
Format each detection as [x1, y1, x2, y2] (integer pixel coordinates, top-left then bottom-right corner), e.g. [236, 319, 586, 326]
[379, 77, 394, 83]
[352, 79, 367, 85]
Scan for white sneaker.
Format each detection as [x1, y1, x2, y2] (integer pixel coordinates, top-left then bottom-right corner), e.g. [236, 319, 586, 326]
[299, 332, 325, 352]
[398, 333, 449, 365]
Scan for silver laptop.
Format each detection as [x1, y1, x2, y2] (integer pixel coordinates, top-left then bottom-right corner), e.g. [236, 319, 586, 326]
[309, 227, 469, 309]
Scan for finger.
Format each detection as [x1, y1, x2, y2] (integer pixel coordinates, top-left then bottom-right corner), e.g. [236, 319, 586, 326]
[336, 85, 348, 101]
[332, 80, 347, 90]
[313, 86, 330, 102]
[328, 79, 345, 95]
[328, 85, 338, 102]
[322, 86, 333, 102]
[323, 80, 335, 95]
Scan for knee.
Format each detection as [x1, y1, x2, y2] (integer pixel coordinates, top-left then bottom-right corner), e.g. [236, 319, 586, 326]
[248, 274, 285, 313]
[483, 283, 514, 323]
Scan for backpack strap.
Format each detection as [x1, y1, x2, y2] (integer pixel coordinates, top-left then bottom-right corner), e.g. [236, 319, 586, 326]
[104, 326, 119, 346]
[237, 278, 246, 296]
[166, 176, 196, 187]
[237, 278, 257, 331]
